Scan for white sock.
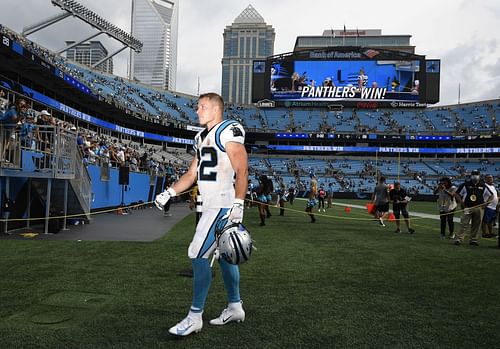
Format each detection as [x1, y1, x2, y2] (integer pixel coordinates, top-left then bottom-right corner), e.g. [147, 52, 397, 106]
[189, 308, 203, 319]
[228, 301, 243, 311]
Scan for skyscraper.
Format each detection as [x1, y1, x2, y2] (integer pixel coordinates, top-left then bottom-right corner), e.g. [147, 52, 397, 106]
[222, 5, 275, 105]
[130, 0, 178, 90]
[65, 41, 113, 74]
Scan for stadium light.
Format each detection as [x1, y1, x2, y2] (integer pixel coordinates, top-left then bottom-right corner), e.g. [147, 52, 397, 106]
[50, 0, 142, 53]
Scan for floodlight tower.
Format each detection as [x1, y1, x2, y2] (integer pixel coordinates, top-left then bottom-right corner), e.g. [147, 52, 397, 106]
[22, 0, 142, 68]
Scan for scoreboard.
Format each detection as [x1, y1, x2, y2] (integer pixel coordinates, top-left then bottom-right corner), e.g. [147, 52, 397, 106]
[252, 47, 440, 108]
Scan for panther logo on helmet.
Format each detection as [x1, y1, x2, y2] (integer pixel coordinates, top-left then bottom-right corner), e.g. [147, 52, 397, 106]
[215, 223, 253, 265]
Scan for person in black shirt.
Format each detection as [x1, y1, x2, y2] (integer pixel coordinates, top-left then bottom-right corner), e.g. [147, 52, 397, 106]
[287, 185, 296, 205]
[389, 182, 415, 234]
[454, 170, 494, 246]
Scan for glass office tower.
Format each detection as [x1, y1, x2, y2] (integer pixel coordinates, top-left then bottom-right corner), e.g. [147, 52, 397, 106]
[130, 0, 178, 90]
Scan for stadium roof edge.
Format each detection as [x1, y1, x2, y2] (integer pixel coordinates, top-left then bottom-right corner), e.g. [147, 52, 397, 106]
[266, 46, 426, 62]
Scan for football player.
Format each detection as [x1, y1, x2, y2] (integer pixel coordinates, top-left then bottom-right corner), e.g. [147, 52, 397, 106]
[154, 92, 248, 337]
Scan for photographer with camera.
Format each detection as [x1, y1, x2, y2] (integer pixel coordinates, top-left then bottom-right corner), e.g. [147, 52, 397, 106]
[434, 177, 457, 239]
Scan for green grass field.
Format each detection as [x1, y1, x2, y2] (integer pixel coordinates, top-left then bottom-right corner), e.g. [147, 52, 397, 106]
[1, 200, 499, 348]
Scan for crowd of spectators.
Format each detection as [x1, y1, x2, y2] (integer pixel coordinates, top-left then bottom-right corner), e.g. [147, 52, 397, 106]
[76, 127, 189, 177]
[1, 87, 190, 177]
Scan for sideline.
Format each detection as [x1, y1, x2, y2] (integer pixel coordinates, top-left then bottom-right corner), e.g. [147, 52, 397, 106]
[329, 201, 461, 222]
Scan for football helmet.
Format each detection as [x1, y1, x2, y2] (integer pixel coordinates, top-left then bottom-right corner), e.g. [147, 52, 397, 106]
[216, 223, 253, 265]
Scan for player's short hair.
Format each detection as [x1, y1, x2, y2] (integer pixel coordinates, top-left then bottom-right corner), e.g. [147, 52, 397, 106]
[199, 92, 224, 112]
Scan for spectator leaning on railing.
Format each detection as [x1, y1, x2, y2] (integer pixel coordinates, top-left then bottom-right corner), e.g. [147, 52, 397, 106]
[1, 98, 28, 163]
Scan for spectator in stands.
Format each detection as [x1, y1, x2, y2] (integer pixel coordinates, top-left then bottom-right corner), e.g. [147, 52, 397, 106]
[1, 98, 25, 125]
[434, 177, 457, 239]
[371, 176, 389, 227]
[454, 170, 495, 246]
[19, 112, 38, 150]
[116, 146, 125, 166]
[35, 110, 52, 168]
[0, 90, 8, 112]
[389, 182, 415, 234]
[481, 175, 498, 238]
[1, 98, 28, 163]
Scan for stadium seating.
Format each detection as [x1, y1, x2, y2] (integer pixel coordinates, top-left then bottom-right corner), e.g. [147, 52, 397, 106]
[248, 155, 498, 196]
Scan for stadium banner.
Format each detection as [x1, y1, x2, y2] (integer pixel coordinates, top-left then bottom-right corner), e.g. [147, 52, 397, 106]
[3, 35, 58, 75]
[1, 34, 13, 49]
[1, 33, 93, 96]
[267, 145, 500, 154]
[0, 77, 193, 145]
[186, 125, 204, 132]
[258, 47, 429, 108]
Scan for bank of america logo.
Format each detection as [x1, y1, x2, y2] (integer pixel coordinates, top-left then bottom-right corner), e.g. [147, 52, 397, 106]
[364, 49, 380, 58]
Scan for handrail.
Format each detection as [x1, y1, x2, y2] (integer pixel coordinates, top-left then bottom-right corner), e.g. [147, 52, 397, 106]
[1, 124, 78, 177]
[72, 147, 92, 216]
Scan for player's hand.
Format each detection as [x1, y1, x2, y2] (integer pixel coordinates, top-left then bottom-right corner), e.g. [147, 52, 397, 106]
[223, 199, 245, 223]
[154, 188, 176, 210]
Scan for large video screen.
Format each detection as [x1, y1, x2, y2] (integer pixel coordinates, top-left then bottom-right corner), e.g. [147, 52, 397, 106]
[269, 58, 423, 107]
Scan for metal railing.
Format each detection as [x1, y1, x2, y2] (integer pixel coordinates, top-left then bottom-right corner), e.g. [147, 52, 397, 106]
[1, 124, 77, 177]
[72, 147, 92, 216]
[1, 123, 92, 224]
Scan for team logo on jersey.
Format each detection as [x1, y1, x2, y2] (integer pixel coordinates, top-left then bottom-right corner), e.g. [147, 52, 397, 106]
[231, 124, 243, 137]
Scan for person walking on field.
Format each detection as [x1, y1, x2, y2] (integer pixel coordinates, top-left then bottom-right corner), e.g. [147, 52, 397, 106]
[154, 92, 248, 336]
[371, 176, 389, 227]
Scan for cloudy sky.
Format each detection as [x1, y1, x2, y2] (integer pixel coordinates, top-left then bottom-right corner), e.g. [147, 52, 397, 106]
[1, 0, 499, 105]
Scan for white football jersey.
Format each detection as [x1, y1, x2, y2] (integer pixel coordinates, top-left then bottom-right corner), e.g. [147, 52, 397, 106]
[193, 119, 245, 209]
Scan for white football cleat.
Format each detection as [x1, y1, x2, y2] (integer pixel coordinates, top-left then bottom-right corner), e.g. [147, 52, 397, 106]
[168, 315, 202, 336]
[209, 303, 245, 326]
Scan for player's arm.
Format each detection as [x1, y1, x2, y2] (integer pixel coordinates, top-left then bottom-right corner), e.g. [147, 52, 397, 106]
[223, 141, 248, 224]
[226, 141, 248, 200]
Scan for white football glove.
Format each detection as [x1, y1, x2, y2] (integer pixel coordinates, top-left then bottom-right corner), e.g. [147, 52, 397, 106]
[154, 188, 176, 210]
[223, 198, 245, 223]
